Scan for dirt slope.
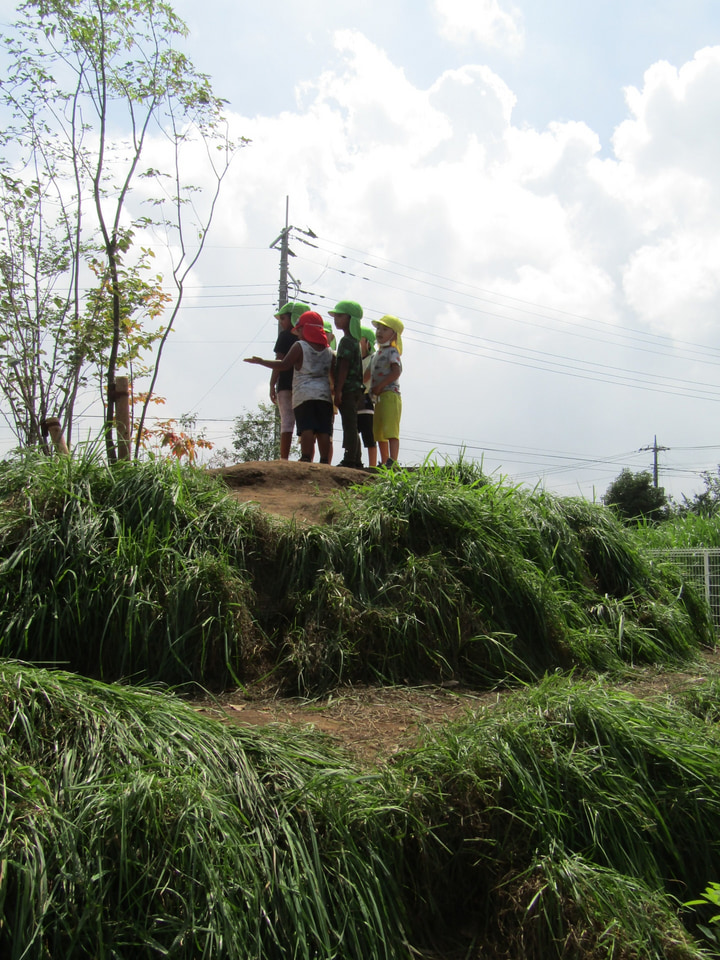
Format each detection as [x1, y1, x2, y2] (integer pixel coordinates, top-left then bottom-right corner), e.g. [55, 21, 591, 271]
[208, 459, 370, 525]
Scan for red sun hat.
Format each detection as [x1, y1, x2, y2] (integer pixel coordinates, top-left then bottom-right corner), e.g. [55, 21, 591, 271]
[295, 311, 329, 346]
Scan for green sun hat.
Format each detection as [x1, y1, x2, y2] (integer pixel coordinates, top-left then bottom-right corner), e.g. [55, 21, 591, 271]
[275, 301, 310, 326]
[329, 300, 363, 339]
[290, 302, 310, 325]
[323, 320, 337, 349]
[359, 324, 376, 352]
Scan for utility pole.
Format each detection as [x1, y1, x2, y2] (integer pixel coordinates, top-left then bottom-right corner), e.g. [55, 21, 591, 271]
[268, 199, 316, 458]
[270, 196, 291, 320]
[639, 436, 669, 487]
[268, 200, 291, 458]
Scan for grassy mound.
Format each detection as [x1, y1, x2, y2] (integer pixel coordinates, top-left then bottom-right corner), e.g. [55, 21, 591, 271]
[3, 662, 720, 959]
[0, 454, 712, 691]
[401, 674, 720, 957]
[0, 453, 270, 686]
[0, 662, 411, 959]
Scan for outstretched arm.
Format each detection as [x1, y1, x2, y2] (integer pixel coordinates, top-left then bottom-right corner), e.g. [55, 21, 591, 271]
[245, 342, 302, 371]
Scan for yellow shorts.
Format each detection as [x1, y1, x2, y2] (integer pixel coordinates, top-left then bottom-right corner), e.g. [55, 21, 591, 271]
[373, 391, 402, 441]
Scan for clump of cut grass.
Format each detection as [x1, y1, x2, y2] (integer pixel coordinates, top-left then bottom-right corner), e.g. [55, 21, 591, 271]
[0, 452, 272, 686]
[3, 663, 720, 959]
[0, 661, 414, 960]
[269, 466, 710, 692]
[395, 674, 720, 958]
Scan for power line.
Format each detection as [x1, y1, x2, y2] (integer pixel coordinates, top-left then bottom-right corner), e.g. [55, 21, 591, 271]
[292, 233, 720, 363]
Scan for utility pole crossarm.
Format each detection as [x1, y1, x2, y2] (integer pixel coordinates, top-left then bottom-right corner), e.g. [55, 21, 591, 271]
[639, 435, 670, 487]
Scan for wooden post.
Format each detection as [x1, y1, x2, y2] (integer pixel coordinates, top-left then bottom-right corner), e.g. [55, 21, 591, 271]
[41, 418, 69, 456]
[115, 376, 131, 461]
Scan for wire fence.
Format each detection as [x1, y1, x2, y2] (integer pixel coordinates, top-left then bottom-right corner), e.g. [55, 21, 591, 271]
[647, 548, 720, 633]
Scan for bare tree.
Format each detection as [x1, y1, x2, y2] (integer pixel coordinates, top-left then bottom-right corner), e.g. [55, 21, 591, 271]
[0, 0, 245, 458]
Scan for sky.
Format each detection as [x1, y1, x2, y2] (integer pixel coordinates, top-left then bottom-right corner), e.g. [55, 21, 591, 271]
[2, 0, 720, 501]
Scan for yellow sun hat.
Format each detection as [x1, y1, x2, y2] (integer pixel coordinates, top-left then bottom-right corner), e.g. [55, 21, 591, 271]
[372, 315, 404, 354]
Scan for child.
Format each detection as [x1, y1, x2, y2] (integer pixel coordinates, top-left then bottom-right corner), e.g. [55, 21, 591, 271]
[329, 299, 364, 469]
[370, 315, 404, 467]
[269, 301, 309, 459]
[358, 325, 377, 467]
[244, 311, 335, 463]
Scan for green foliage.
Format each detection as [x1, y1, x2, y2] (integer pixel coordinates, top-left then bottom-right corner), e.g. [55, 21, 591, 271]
[267, 462, 707, 692]
[0, 450, 271, 686]
[635, 510, 720, 550]
[398, 675, 720, 958]
[0, 453, 711, 692]
[679, 465, 720, 518]
[603, 468, 669, 524]
[686, 882, 720, 951]
[4, 664, 720, 958]
[213, 401, 299, 463]
[0, 662, 411, 959]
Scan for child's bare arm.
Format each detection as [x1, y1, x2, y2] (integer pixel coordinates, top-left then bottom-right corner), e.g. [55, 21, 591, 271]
[245, 342, 302, 371]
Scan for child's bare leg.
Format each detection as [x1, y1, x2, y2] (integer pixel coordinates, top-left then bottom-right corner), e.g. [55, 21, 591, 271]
[300, 430, 315, 461]
[388, 438, 399, 461]
[316, 433, 331, 463]
[368, 444, 378, 467]
[280, 432, 293, 460]
[378, 440, 389, 463]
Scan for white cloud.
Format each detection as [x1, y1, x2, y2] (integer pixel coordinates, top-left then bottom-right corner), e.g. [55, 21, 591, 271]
[593, 46, 720, 339]
[102, 29, 720, 498]
[433, 0, 524, 53]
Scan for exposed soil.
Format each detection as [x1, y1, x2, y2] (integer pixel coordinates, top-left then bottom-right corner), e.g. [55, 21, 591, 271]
[207, 459, 372, 526]
[196, 460, 720, 765]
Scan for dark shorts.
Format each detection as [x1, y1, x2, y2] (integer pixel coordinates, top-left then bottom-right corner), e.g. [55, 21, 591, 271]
[358, 413, 376, 448]
[294, 399, 333, 436]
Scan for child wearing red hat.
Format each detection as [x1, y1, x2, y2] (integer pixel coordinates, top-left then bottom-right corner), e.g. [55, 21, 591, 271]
[245, 311, 335, 463]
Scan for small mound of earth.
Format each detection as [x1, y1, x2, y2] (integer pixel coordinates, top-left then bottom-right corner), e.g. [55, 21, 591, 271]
[209, 459, 372, 524]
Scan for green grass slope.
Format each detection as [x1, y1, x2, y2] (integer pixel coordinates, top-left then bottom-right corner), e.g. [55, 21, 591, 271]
[0, 454, 713, 690]
[3, 663, 720, 958]
[1, 454, 720, 958]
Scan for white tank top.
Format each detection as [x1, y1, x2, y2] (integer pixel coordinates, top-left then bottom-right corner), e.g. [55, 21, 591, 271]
[292, 341, 333, 407]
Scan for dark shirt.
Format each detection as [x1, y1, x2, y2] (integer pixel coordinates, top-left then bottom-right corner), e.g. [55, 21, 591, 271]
[274, 328, 297, 391]
[336, 334, 363, 394]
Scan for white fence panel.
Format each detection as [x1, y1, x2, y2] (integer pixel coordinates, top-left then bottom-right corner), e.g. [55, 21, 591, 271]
[647, 548, 720, 631]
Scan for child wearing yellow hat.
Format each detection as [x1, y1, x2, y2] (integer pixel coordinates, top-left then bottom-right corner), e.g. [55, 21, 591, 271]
[370, 315, 404, 467]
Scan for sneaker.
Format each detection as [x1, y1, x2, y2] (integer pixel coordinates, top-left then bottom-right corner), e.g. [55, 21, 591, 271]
[299, 455, 312, 463]
[337, 459, 362, 469]
[384, 458, 396, 468]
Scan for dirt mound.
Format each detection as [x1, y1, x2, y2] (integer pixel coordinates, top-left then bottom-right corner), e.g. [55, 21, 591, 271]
[209, 459, 372, 524]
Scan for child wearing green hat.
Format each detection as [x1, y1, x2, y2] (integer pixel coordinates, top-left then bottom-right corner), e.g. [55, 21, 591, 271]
[370, 315, 404, 467]
[270, 301, 309, 459]
[329, 300, 365, 469]
[358, 325, 377, 467]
